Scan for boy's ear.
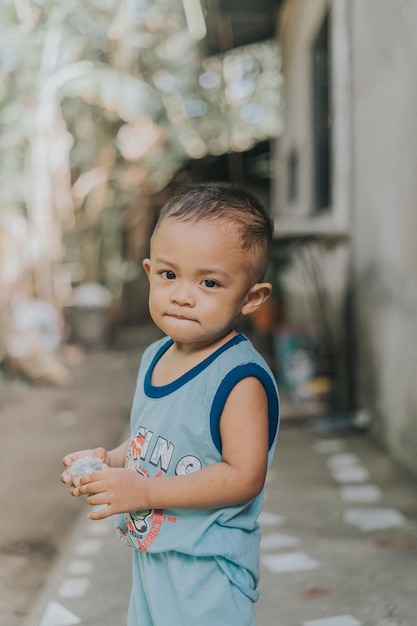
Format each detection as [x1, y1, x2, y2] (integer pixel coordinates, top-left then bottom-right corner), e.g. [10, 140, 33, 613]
[143, 258, 151, 279]
[241, 282, 272, 316]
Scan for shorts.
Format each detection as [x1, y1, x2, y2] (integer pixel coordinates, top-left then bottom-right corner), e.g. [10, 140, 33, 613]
[127, 550, 256, 626]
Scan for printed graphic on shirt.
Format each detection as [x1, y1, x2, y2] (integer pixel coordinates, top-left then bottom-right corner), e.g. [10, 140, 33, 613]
[116, 427, 202, 551]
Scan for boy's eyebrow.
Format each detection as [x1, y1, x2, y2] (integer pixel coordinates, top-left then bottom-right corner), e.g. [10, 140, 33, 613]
[154, 257, 231, 279]
[197, 267, 231, 279]
[154, 257, 176, 266]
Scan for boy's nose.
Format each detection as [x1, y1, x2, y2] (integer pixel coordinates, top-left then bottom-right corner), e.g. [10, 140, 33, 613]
[170, 283, 195, 306]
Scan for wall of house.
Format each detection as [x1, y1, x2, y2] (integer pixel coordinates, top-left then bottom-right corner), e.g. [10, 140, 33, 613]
[273, 0, 353, 412]
[274, 0, 417, 477]
[350, 0, 417, 477]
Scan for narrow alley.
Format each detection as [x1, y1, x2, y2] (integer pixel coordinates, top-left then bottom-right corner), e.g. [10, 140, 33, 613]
[1, 3, 417, 625]
[2, 326, 415, 626]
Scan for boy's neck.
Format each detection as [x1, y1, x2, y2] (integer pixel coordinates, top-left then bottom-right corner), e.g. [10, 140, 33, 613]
[170, 329, 238, 358]
[152, 330, 238, 387]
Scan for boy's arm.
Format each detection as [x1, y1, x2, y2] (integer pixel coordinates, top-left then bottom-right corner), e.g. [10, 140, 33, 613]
[106, 439, 130, 468]
[79, 377, 269, 519]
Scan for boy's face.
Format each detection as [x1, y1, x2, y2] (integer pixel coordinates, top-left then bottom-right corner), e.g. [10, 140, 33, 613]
[143, 217, 268, 349]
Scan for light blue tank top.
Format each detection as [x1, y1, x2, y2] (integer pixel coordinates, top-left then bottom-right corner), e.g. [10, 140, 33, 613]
[116, 332, 279, 600]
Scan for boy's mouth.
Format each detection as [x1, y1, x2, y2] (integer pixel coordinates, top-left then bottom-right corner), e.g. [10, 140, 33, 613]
[167, 313, 194, 321]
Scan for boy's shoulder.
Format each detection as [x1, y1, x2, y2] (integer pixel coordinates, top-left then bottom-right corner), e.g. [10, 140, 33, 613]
[206, 334, 276, 389]
[232, 333, 272, 368]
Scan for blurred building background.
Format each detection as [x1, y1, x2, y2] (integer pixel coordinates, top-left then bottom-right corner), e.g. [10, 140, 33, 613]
[273, 0, 417, 480]
[1, 0, 416, 480]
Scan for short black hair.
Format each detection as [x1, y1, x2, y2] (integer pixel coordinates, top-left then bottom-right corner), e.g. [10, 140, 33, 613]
[154, 182, 273, 280]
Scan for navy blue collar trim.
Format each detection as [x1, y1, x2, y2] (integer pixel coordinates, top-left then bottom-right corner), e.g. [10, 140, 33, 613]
[144, 333, 247, 398]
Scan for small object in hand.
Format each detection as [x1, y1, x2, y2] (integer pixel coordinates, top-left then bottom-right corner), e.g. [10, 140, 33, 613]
[67, 456, 102, 486]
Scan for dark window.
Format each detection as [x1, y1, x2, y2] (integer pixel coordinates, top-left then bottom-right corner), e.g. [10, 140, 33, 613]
[287, 149, 298, 203]
[312, 11, 332, 213]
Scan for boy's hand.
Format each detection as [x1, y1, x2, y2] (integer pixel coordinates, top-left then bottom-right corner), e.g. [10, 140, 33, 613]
[78, 467, 148, 521]
[61, 447, 108, 496]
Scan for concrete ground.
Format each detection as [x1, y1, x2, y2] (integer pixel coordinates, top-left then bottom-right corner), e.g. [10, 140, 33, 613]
[0, 325, 160, 626]
[1, 326, 417, 626]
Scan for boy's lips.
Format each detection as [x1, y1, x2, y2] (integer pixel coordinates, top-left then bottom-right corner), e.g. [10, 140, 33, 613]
[166, 313, 196, 322]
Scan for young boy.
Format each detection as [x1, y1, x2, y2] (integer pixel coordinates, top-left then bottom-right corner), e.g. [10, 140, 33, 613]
[62, 182, 280, 625]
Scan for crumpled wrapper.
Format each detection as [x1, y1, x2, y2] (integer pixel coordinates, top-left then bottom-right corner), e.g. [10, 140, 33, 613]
[67, 456, 102, 486]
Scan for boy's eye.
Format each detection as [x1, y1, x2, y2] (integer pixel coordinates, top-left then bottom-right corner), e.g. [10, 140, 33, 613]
[161, 270, 176, 280]
[202, 279, 219, 288]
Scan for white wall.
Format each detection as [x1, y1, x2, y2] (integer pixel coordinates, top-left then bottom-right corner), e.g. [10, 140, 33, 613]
[275, 0, 417, 477]
[350, 0, 417, 476]
[274, 0, 352, 411]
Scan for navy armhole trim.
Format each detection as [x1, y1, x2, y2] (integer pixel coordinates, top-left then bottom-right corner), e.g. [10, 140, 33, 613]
[144, 333, 247, 398]
[210, 364, 280, 454]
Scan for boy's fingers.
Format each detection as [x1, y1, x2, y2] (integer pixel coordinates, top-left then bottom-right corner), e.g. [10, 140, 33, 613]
[88, 505, 111, 521]
[61, 470, 72, 484]
[85, 492, 106, 506]
[62, 452, 79, 465]
[78, 470, 102, 488]
[60, 470, 82, 496]
[78, 475, 102, 495]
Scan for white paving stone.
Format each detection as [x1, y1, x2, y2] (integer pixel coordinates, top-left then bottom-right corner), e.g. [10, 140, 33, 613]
[258, 510, 286, 526]
[261, 551, 320, 573]
[339, 484, 382, 503]
[327, 453, 361, 468]
[331, 466, 370, 483]
[66, 558, 94, 576]
[39, 601, 81, 626]
[260, 532, 300, 550]
[303, 616, 362, 626]
[58, 577, 91, 599]
[344, 507, 405, 531]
